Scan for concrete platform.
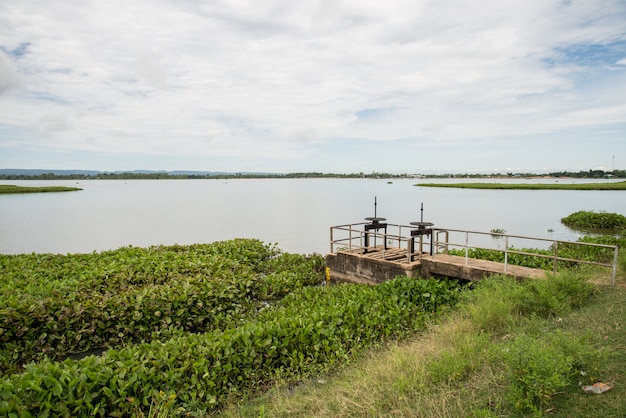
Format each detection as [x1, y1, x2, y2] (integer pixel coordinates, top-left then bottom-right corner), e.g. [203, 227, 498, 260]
[422, 253, 547, 281]
[325, 247, 547, 284]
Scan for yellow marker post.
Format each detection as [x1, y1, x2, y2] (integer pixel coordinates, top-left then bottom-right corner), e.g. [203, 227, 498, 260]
[325, 267, 330, 286]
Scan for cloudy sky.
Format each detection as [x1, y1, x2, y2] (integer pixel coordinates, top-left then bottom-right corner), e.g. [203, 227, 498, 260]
[1, 0, 625, 174]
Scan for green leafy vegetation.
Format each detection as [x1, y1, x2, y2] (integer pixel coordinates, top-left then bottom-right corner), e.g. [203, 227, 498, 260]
[0, 240, 325, 376]
[561, 210, 626, 230]
[2, 232, 625, 417]
[0, 240, 462, 416]
[0, 184, 81, 194]
[223, 271, 624, 417]
[415, 181, 626, 190]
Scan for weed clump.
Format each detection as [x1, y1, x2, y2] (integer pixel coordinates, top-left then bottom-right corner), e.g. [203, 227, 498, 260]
[433, 273, 601, 416]
[561, 210, 626, 230]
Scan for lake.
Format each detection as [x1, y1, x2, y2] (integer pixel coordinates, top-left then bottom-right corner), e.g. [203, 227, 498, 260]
[0, 178, 623, 255]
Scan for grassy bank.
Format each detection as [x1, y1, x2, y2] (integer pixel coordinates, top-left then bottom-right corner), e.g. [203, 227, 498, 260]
[415, 181, 626, 190]
[221, 268, 626, 417]
[0, 184, 82, 194]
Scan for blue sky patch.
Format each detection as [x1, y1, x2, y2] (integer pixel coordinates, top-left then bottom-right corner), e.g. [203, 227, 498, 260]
[0, 42, 31, 58]
[546, 41, 626, 67]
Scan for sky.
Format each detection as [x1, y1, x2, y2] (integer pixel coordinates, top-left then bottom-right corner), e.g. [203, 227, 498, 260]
[1, 0, 625, 174]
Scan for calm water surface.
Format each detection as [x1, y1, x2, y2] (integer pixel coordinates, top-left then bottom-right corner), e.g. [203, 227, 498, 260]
[1, 178, 623, 255]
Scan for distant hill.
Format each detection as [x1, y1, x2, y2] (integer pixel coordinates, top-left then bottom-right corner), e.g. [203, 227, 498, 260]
[0, 169, 103, 176]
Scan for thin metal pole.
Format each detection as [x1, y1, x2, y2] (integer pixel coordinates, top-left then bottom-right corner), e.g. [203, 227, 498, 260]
[374, 196, 377, 218]
[330, 227, 334, 253]
[504, 236, 508, 273]
[464, 231, 469, 266]
[382, 231, 386, 258]
[349, 224, 353, 250]
[373, 196, 377, 248]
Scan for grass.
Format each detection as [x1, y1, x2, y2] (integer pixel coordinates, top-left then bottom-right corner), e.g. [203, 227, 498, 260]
[219, 266, 626, 417]
[415, 181, 626, 190]
[0, 184, 82, 194]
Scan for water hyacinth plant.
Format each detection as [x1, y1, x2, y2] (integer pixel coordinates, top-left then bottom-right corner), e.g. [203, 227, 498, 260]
[561, 210, 626, 231]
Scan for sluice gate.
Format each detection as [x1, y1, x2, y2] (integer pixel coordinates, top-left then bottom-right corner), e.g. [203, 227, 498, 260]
[326, 222, 619, 285]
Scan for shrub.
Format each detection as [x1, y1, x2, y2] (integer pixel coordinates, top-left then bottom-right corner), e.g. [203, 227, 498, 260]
[518, 271, 594, 318]
[561, 211, 626, 230]
[458, 273, 594, 337]
[457, 277, 527, 336]
[503, 331, 602, 416]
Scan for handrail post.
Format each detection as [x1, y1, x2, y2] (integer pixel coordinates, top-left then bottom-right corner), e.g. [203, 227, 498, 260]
[330, 227, 334, 253]
[464, 231, 469, 266]
[504, 236, 508, 273]
[553, 241, 559, 274]
[382, 231, 386, 258]
[348, 224, 353, 250]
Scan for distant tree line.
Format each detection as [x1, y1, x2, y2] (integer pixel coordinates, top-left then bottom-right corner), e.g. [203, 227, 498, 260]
[404, 170, 625, 179]
[1, 169, 624, 181]
[548, 169, 626, 178]
[0, 171, 409, 180]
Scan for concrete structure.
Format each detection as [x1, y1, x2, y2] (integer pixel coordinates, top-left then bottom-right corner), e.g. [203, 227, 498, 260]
[327, 222, 618, 285]
[325, 247, 546, 285]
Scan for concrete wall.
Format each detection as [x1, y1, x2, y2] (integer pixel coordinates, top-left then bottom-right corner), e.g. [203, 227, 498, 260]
[326, 251, 543, 285]
[325, 252, 421, 285]
[421, 259, 484, 281]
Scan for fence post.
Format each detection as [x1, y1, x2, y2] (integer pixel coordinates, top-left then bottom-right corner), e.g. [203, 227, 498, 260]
[464, 231, 469, 266]
[612, 246, 618, 286]
[553, 241, 559, 274]
[504, 236, 508, 273]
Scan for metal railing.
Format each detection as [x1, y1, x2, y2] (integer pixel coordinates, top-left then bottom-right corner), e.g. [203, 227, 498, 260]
[329, 222, 437, 263]
[329, 224, 620, 285]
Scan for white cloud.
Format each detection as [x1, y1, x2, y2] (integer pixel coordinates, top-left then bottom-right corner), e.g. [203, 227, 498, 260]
[38, 112, 72, 133]
[0, 50, 21, 94]
[0, 0, 625, 172]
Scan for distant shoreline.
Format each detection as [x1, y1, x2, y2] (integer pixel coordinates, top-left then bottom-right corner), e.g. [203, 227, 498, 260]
[0, 168, 624, 181]
[414, 181, 626, 190]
